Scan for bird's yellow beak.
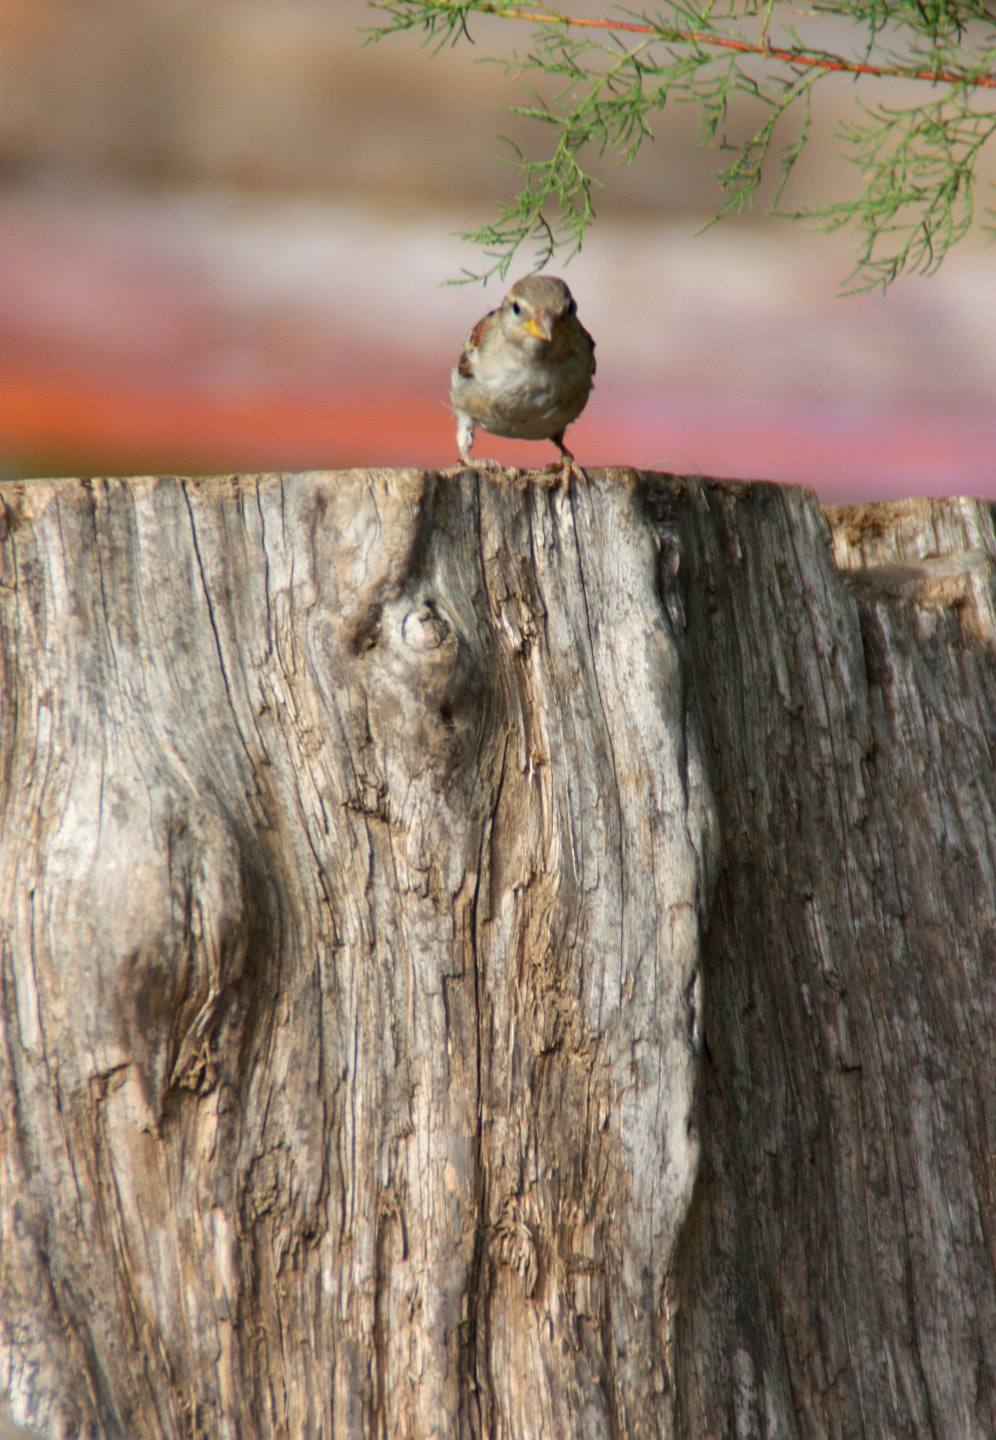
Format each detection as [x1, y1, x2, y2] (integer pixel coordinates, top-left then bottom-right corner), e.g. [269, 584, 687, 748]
[524, 311, 558, 342]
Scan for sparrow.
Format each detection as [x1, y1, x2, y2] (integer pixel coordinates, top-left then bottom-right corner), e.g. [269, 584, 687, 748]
[449, 274, 595, 473]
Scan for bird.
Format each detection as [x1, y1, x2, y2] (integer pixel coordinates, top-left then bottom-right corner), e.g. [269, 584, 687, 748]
[449, 274, 595, 479]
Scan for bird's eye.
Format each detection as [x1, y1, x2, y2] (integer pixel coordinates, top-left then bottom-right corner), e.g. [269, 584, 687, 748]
[567, 297, 576, 315]
[511, 300, 521, 316]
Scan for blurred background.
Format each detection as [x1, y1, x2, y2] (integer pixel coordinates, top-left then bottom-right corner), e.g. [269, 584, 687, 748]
[0, 0, 993, 501]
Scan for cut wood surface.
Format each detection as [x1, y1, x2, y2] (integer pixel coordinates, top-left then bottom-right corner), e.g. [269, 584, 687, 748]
[0, 470, 993, 1440]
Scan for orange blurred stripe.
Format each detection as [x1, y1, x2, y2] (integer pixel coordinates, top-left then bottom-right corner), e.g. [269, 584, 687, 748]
[0, 366, 454, 471]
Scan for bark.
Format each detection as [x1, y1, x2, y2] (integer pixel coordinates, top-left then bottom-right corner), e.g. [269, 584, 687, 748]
[675, 488, 996, 1440]
[0, 471, 993, 1440]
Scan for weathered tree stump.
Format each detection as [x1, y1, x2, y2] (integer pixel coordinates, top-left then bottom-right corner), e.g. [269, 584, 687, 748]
[0, 470, 993, 1440]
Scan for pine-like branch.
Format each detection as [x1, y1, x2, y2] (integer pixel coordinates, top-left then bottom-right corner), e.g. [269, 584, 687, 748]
[461, 4, 996, 86]
[367, 0, 996, 287]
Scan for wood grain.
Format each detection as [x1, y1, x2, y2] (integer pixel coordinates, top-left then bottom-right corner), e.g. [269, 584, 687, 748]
[0, 471, 993, 1439]
[0, 470, 713, 1440]
[672, 484, 996, 1439]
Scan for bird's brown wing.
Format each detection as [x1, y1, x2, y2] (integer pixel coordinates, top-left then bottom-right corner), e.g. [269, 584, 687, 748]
[579, 320, 596, 377]
[456, 311, 496, 378]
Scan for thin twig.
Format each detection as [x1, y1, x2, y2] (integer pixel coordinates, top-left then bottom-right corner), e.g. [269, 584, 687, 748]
[481, 2, 996, 86]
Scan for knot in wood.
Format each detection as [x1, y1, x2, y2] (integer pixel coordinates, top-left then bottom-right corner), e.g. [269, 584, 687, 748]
[401, 600, 453, 653]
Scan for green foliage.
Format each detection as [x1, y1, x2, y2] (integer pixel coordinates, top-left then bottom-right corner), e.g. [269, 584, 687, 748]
[808, 91, 996, 288]
[366, 0, 996, 288]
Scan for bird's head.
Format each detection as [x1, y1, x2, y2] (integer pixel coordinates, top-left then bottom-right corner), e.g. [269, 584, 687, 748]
[500, 275, 577, 353]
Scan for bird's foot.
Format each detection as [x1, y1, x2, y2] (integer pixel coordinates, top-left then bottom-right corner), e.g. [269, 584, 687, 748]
[539, 455, 586, 497]
[442, 455, 505, 477]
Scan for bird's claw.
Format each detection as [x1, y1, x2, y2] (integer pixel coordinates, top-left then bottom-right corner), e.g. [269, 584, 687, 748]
[443, 456, 505, 477]
[538, 455, 585, 497]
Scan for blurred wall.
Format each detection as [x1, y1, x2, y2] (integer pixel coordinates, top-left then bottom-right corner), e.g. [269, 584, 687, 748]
[0, 0, 993, 498]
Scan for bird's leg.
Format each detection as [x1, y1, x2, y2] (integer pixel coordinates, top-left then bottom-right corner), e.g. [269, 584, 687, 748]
[455, 413, 476, 467]
[551, 431, 585, 496]
[447, 412, 504, 473]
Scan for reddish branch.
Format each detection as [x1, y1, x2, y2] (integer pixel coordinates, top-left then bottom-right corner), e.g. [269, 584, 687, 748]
[486, 3, 996, 88]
